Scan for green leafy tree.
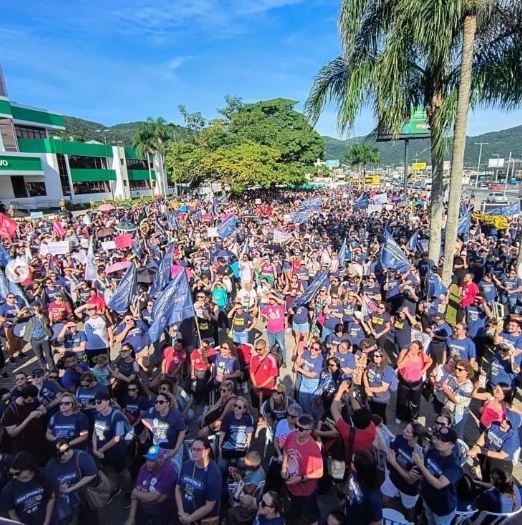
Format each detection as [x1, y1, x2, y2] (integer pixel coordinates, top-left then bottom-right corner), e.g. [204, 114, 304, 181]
[165, 142, 207, 187]
[227, 98, 324, 165]
[202, 142, 305, 193]
[345, 143, 381, 184]
[305, 0, 522, 263]
[218, 95, 244, 121]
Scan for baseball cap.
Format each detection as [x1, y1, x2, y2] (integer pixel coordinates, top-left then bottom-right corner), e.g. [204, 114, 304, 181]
[506, 411, 521, 429]
[93, 392, 111, 402]
[31, 368, 45, 376]
[434, 426, 457, 444]
[433, 314, 445, 322]
[143, 445, 162, 460]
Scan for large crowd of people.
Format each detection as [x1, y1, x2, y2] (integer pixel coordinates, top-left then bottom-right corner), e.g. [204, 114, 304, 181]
[0, 188, 520, 525]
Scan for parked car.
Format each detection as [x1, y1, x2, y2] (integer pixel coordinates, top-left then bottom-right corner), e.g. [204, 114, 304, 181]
[486, 191, 508, 203]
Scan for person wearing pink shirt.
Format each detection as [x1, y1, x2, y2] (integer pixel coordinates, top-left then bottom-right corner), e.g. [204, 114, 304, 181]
[261, 293, 287, 368]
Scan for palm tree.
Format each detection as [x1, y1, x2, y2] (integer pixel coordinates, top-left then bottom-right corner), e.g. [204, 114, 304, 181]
[134, 117, 177, 196]
[345, 143, 381, 187]
[442, 0, 522, 283]
[305, 0, 522, 264]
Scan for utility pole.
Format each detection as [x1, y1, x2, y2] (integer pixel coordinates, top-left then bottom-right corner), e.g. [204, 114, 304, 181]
[474, 141, 488, 188]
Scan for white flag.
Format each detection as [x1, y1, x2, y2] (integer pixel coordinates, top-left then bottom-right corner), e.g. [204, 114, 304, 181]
[84, 237, 98, 281]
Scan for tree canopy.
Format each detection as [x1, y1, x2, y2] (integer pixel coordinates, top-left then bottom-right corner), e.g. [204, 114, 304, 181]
[164, 97, 323, 193]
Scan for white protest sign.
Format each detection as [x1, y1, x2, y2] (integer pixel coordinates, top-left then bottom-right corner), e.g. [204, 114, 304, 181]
[101, 241, 116, 251]
[207, 227, 219, 238]
[373, 193, 388, 205]
[47, 241, 70, 255]
[273, 229, 289, 243]
[367, 204, 383, 214]
[80, 238, 89, 248]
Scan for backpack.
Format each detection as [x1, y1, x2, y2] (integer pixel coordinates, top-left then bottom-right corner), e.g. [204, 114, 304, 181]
[110, 408, 136, 445]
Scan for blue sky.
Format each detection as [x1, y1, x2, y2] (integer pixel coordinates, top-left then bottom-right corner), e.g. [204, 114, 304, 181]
[1, 0, 521, 139]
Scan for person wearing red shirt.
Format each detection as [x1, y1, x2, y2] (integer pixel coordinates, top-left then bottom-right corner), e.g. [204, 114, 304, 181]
[249, 339, 279, 408]
[190, 341, 217, 404]
[48, 292, 73, 341]
[459, 272, 479, 310]
[281, 414, 323, 525]
[331, 380, 376, 470]
[161, 339, 187, 378]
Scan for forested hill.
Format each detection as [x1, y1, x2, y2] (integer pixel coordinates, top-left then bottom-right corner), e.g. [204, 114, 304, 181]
[59, 115, 521, 167]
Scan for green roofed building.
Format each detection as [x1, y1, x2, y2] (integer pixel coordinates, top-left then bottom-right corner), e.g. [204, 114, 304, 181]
[0, 62, 167, 208]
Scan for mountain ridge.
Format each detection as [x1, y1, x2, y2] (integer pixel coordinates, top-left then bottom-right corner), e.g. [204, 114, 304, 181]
[59, 115, 522, 167]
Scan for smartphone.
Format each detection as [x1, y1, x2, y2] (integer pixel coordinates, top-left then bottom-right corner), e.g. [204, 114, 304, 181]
[413, 444, 424, 460]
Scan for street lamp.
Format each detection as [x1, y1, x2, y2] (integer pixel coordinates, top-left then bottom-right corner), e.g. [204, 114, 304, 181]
[474, 142, 488, 188]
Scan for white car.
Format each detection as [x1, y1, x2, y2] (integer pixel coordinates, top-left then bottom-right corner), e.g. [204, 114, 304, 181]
[486, 191, 508, 203]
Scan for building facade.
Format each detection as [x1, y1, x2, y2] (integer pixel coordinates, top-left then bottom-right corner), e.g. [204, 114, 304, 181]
[0, 63, 169, 208]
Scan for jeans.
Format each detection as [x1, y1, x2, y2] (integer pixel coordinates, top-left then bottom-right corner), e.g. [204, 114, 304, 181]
[31, 337, 54, 370]
[423, 503, 455, 525]
[233, 330, 250, 344]
[267, 331, 286, 365]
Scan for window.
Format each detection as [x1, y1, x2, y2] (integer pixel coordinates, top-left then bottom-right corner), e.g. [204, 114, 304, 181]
[68, 156, 108, 169]
[14, 125, 47, 139]
[26, 181, 47, 197]
[129, 180, 151, 191]
[126, 158, 149, 170]
[56, 154, 71, 196]
[10, 176, 47, 198]
[72, 181, 112, 195]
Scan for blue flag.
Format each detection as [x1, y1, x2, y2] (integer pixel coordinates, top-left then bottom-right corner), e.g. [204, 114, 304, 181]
[166, 212, 179, 231]
[108, 263, 137, 315]
[427, 272, 448, 297]
[0, 269, 29, 306]
[290, 211, 309, 224]
[486, 201, 520, 217]
[150, 248, 174, 298]
[457, 207, 472, 237]
[293, 269, 329, 307]
[379, 236, 411, 273]
[217, 216, 238, 239]
[0, 246, 11, 268]
[148, 270, 194, 343]
[353, 195, 369, 211]
[407, 231, 419, 251]
[301, 197, 322, 210]
[338, 238, 350, 267]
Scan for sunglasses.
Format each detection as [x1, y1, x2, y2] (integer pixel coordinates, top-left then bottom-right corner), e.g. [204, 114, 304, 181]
[10, 470, 22, 476]
[94, 400, 105, 405]
[327, 363, 337, 368]
[260, 500, 274, 509]
[57, 448, 70, 456]
[374, 354, 383, 358]
[49, 375, 59, 380]
[234, 404, 245, 409]
[60, 401, 73, 406]
[456, 367, 466, 372]
[32, 374, 42, 379]
[155, 400, 167, 405]
[296, 425, 309, 432]
[255, 348, 264, 352]
[128, 388, 138, 392]
[220, 388, 229, 392]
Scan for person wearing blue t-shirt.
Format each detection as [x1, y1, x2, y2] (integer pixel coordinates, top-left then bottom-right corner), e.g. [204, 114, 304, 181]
[92, 392, 130, 482]
[332, 340, 355, 377]
[382, 422, 426, 520]
[477, 469, 521, 514]
[478, 274, 497, 303]
[469, 411, 521, 482]
[44, 440, 97, 524]
[213, 342, 241, 388]
[345, 450, 383, 525]
[363, 351, 395, 423]
[294, 342, 324, 419]
[0, 451, 55, 525]
[218, 397, 254, 470]
[414, 426, 462, 525]
[114, 315, 150, 356]
[61, 352, 90, 393]
[176, 438, 222, 522]
[250, 490, 284, 525]
[447, 324, 476, 368]
[487, 345, 521, 389]
[141, 392, 186, 470]
[427, 314, 452, 366]
[47, 393, 89, 449]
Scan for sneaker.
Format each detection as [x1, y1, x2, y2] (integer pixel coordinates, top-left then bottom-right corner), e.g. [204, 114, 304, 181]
[106, 487, 122, 505]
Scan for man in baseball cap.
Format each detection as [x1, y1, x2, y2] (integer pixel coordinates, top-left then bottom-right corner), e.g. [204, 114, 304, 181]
[126, 445, 177, 520]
